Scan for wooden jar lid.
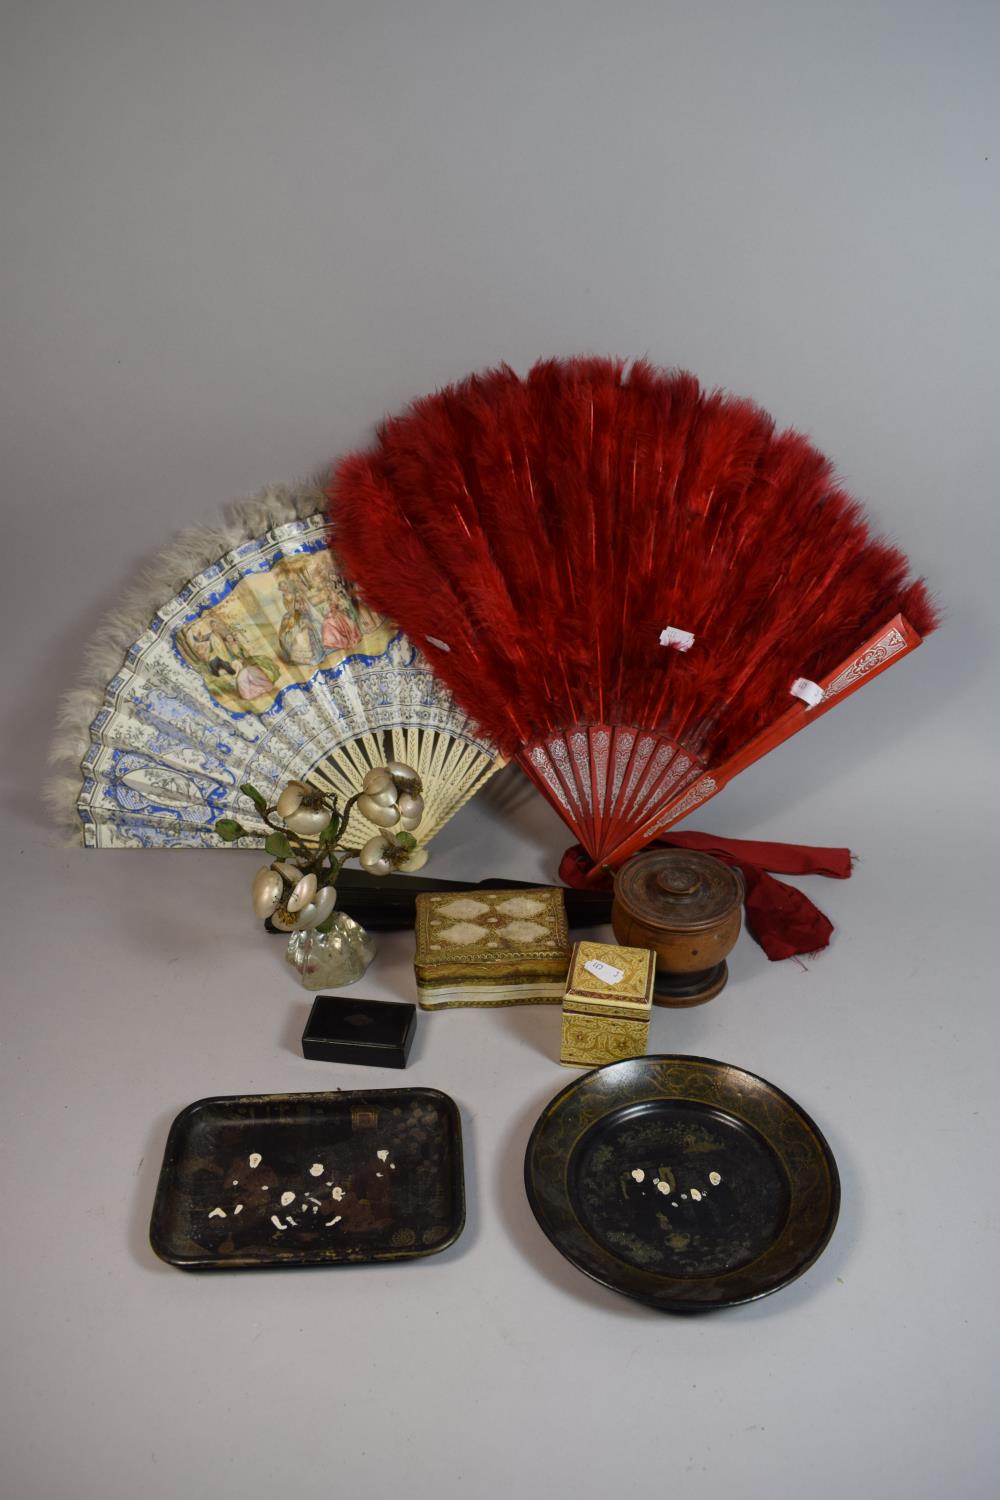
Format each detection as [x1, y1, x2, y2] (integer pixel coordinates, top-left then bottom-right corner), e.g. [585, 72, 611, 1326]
[613, 849, 742, 933]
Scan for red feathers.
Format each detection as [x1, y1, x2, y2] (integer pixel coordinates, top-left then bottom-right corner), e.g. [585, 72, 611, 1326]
[328, 357, 936, 868]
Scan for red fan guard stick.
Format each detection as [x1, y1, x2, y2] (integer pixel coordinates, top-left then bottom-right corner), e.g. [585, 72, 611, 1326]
[515, 615, 923, 882]
[581, 613, 923, 878]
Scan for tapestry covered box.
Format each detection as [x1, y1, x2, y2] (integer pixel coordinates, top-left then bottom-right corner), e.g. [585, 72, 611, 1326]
[560, 939, 655, 1067]
[413, 888, 570, 1010]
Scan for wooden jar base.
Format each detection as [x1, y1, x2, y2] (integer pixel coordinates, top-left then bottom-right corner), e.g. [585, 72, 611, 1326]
[652, 960, 728, 1007]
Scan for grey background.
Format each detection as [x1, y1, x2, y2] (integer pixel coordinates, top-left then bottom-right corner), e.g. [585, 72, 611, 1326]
[2, 3, 998, 1498]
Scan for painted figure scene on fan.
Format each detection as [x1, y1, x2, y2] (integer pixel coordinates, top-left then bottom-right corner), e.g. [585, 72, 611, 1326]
[176, 549, 392, 715]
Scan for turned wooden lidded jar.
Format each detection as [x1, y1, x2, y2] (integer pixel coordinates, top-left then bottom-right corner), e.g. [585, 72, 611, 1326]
[611, 849, 743, 1007]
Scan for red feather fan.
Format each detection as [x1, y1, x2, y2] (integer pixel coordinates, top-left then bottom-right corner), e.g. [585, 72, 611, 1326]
[327, 358, 936, 874]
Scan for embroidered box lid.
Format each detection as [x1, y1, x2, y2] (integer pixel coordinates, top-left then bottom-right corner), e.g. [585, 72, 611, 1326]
[563, 940, 655, 1020]
[414, 888, 570, 1008]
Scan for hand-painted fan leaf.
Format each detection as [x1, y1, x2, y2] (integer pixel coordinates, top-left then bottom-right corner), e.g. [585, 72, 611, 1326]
[51, 486, 502, 850]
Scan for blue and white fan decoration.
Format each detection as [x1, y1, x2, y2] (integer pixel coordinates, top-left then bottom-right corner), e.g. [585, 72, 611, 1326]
[49, 484, 502, 849]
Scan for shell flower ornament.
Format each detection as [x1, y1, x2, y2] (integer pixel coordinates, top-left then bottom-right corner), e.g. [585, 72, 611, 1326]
[214, 765, 428, 988]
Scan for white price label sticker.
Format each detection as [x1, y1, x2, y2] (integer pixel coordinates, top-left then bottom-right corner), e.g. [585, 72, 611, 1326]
[659, 626, 695, 652]
[584, 958, 625, 985]
[790, 677, 825, 708]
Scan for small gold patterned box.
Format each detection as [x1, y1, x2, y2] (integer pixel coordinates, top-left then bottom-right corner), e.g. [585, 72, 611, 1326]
[560, 940, 655, 1067]
[413, 888, 570, 1009]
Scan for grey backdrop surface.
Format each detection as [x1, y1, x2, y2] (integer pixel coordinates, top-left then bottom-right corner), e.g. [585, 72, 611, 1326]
[1, 4, 998, 1498]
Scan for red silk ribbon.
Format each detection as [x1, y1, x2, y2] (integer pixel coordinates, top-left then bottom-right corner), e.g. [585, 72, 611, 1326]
[558, 832, 853, 962]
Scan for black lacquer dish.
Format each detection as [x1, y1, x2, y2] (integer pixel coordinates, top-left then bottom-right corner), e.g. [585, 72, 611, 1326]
[151, 1088, 464, 1270]
[524, 1055, 839, 1311]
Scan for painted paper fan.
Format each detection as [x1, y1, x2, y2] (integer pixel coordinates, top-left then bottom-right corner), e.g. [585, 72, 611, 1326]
[49, 484, 502, 848]
[328, 358, 938, 874]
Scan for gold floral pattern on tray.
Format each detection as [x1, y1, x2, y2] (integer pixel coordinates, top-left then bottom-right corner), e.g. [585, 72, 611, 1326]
[525, 1056, 840, 1310]
[150, 1089, 465, 1270]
